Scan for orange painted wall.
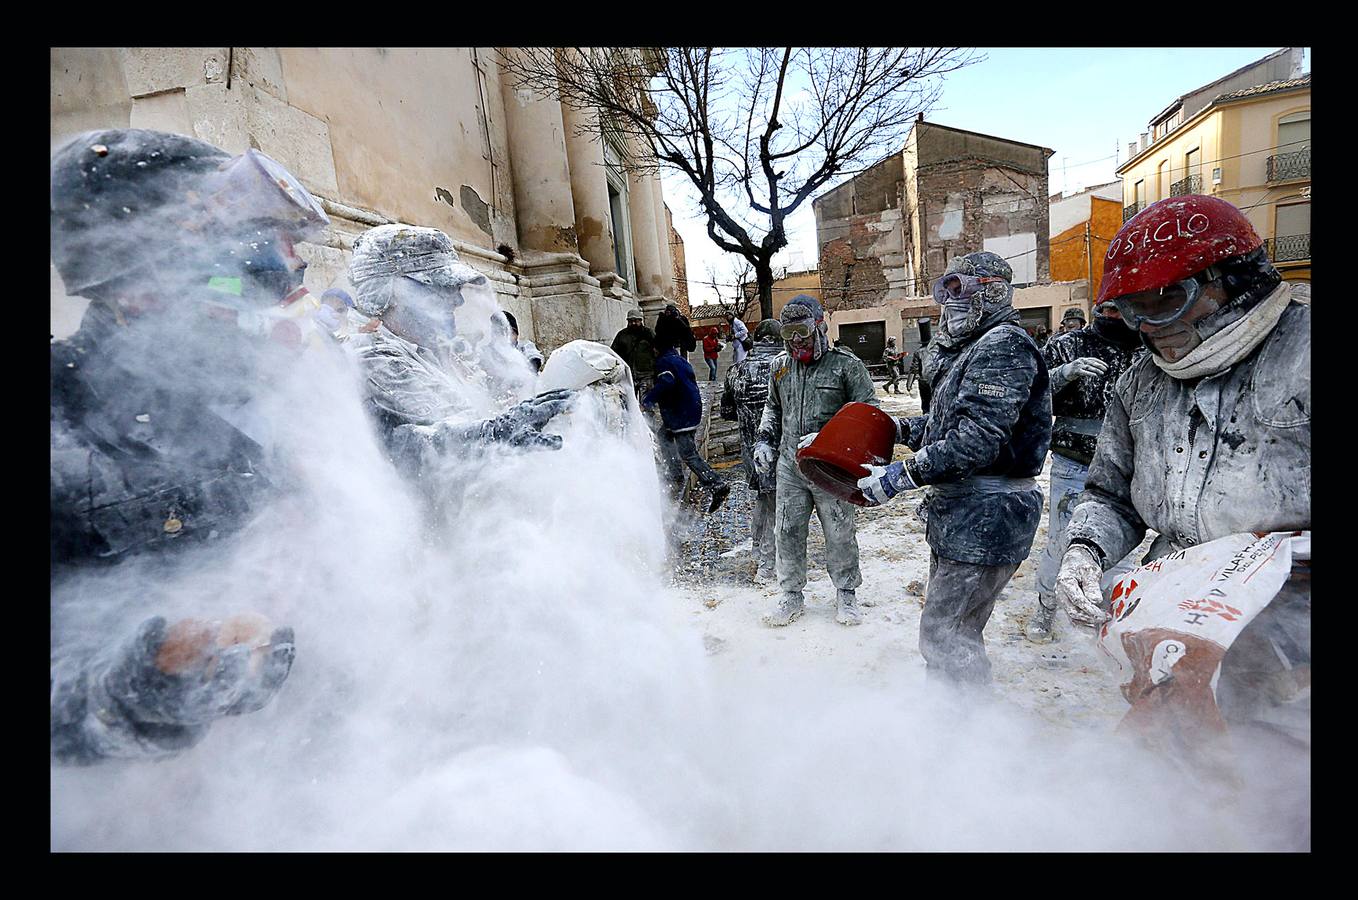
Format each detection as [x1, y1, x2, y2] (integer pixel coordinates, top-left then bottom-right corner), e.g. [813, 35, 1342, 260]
[1049, 196, 1123, 301]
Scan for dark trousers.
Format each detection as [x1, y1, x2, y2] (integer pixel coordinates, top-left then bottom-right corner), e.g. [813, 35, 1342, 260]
[919, 379, 932, 413]
[920, 552, 1020, 685]
[658, 428, 721, 498]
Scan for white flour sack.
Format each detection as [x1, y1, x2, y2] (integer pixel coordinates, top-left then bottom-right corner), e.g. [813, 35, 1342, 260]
[1095, 531, 1309, 735]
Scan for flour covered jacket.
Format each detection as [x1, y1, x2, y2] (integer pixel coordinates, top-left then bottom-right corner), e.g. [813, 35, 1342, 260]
[1066, 284, 1310, 563]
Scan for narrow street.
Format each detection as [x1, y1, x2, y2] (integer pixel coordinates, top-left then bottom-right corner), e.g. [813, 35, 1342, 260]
[671, 382, 1135, 731]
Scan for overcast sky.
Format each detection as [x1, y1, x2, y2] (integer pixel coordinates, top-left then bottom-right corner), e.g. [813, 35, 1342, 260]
[664, 46, 1309, 307]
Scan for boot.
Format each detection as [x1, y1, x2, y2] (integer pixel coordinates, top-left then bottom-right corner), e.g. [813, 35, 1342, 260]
[763, 592, 805, 627]
[835, 589, 862, 626]
[707, 482, 731, 513]
[1024, 595, 1059, 644]
[753, 562, 776, 585]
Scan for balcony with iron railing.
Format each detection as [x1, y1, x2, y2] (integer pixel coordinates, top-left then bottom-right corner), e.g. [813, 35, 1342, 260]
[1123, 202, 1144, 222]
[1267, 146, 1310, 183]
[1268, 233, 1310, 263]
[1170, 173, 1203, 197]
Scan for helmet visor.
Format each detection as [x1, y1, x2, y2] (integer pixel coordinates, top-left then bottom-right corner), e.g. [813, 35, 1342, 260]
[1111, 277, 1202, 328]
[203, 149, 330, 238]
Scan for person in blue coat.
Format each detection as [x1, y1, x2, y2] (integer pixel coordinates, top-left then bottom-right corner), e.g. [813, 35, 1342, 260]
[858, 252, 1052, 686]
[642, 346, 730, 513]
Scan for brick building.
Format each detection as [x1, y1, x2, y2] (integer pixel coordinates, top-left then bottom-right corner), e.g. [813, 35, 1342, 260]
[813, 118, 1056, 361]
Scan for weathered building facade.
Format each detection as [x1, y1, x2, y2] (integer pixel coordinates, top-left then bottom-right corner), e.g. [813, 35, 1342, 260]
[1048, 181, 1123, 318]
[50, 47, 683, 348]
[812, 119, 1056, 361]
[1117, 48, 1309, 283]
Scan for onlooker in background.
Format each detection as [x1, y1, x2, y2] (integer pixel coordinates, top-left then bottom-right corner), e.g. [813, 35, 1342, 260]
[610, 309, 659, 402]
[642, 343, 731, 513]
[654, 302, 696, 357]
[702, 330, 722, 381]
[502, 310, 544, 373]
[720, 318, 783, 583]
[1024, 299, 1143, 643]
[728, 313, 751, 366]
[1059, 307, 1086, 335]
[857, 252, 1051, 686]
[882, 336, 906, 394]
[1033, 323, 1051, 349]
[753, 294, 877, 627]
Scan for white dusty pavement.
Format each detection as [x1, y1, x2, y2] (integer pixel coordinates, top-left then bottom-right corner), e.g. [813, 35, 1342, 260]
[674, 383, 1147, 733]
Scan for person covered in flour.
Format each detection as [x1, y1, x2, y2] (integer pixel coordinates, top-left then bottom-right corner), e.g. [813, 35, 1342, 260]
[343, 224, 574, 478]
[855, 252, 1052, 686]
[1056, 195, 1310, 745]
[1023, 298, 1145, 643]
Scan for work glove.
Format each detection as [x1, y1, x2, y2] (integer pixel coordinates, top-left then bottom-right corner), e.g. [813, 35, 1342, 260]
[1056, 544, 1109, 627]
[753, 441, 776, 476]
[857, 460, 918, 506]
[104, 615, 296, 727]
[797, 432, 818, 450]
[1062, 357, 1110, 382]
[478, 388, 575, 450]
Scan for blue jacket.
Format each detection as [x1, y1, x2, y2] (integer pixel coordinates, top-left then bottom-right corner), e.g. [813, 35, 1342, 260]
[642, 349, 703, 432]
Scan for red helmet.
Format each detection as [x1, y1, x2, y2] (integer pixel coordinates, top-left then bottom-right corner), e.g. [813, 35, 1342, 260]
[1098, 196, 1263, 305]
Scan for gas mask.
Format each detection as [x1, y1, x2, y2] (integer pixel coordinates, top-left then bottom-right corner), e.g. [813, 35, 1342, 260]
[933, 273, 1010, 341]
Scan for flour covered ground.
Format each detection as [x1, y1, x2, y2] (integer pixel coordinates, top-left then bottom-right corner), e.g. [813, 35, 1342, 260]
[673, 385, 1132, 729]
[53, 383, 1304, 851]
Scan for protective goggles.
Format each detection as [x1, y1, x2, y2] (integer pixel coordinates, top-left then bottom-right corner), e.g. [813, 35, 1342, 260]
[1110, 277, 1204, 329]
[781, 321, 816, 341]
[202, 149, 330, 238]
[932, 274, 1005, 305]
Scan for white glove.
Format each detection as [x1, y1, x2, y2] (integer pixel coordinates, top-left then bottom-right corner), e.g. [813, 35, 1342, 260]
[1056, 544, 1108, 626]
[856, 461, 915, 506]
[1067, 357, 1109, 381]
[797, 432, 819, 450]
[753, 442, 776, 476]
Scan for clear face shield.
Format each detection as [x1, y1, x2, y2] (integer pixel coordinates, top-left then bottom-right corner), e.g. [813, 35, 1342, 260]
[195, 149, 331, 310]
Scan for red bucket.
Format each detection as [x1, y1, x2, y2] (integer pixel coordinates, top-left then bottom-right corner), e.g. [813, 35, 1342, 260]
[795, 401, 898, 506]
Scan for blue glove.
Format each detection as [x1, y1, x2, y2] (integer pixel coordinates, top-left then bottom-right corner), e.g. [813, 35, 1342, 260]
[857, 461, 917, 506]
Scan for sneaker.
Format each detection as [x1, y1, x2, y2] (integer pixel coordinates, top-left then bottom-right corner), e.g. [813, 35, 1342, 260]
[707, 482, 731, 513]
[762, 593, 805, 627]
[1024, 596, 1059, 644]
[835, 589, 862, 626]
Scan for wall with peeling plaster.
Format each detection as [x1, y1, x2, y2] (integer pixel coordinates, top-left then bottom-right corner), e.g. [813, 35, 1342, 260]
[814, 120, 1056, 344]
[50, 47, 682, 354]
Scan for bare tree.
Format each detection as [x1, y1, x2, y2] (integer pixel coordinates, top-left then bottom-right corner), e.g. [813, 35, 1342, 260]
[700, 257, 759, 323]
[499, 47, 977, 320]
